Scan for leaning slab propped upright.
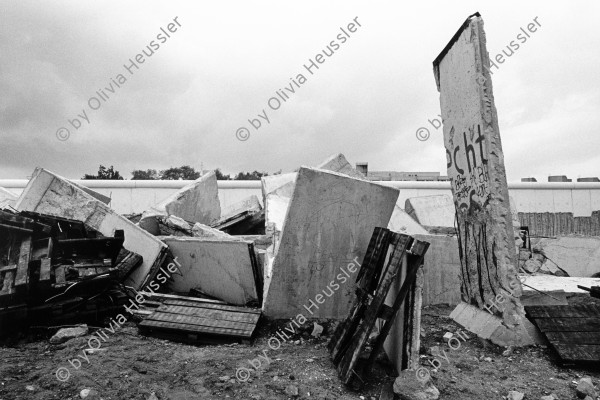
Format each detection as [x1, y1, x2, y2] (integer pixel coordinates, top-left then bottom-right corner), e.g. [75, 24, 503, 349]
[433, 13, 529, 346]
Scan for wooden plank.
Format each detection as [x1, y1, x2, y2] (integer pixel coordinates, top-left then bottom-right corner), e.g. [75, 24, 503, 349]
[545, 332, 600, 345]
[365, 246, 429, 373]
[526, 305, 600, 318]
[552, 344, 600, 363]
[164, 299, 261, 316]
[328, 227, 392, 362]
[141, 313, 255, 336]
[0, 265, 17, 273]
[39, 258, 51, 282]
[156, 304, 260, 324]
[337, 232, 413, 385]
[14, 236, 32, 287]
[535, 318, 600, 332]
[139, 322, 250, 343]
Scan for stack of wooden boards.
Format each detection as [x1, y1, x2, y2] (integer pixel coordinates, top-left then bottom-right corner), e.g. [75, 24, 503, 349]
[136, 292, 261, 344]
[328, 228, 429, 387]
[526, 304, 600, 365]
[0, 210, 142, 335]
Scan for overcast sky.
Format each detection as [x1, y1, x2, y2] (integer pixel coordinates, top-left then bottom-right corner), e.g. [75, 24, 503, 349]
[1, 1, 599, 181]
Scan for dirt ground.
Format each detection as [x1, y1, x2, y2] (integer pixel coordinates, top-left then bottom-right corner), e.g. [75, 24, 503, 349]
[0, 295, 599, 400]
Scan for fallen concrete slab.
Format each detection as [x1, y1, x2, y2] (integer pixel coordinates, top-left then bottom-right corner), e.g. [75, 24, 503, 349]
[388, 204, 429, 235]
[69, 181, 111, 205]
[535, 236, 600, 277]
[159, 236, 261, 306]
[261, 173, 296, 200]
[192, 222, 232, 238]
[262, 167, 399, 318]
[15, 168, 168, 290]
[450, 302, 541, 347]
[405, 194, 455, 228]
[316, 153, 366, 180]
[144, 171, 221, 226]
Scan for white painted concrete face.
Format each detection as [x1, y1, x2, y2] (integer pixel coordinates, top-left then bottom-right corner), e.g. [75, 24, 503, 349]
[262, 167, 399, 319]
[154, 170, 221, 225]
[405, 194, 455, 227]
[161, 236, 258, 306]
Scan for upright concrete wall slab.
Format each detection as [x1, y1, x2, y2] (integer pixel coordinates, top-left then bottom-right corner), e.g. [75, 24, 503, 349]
[434, 14, 523, 329]
[414, 234, 462, 306]
[154, 171, 221, 225]
[262, 167, 399, 319]
[160, 236, 259, 306]
[404, 195, 455, 228]
[15, 168, 168, 290]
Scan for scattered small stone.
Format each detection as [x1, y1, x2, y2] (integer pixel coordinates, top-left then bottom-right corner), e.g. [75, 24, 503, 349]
[506, 390, 524, 400]
[294, 340, 301, 345]
[306, 358, 314, 363]
[443, 332, 453, 341]
[218, 375, 230, 382]
[502, 346, 514, 357]
[285, 384, 299, 397]
[393, 369, 439, 400]
[147, 393, 159, 400]
[484, 357, 492, 362]
[25, 385, 35, 391]
[311, 322, 324, 338]
[576, 376, 597, 399]
[80, 388, 99, 399]
[50, 325, 89, 344]
[540, 395, 557, 400]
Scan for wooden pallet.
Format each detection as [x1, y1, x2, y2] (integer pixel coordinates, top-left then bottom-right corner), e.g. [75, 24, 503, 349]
[328, 228, 429, 387]
[526, 304, 600, 364]
[139, 298, 261, 344]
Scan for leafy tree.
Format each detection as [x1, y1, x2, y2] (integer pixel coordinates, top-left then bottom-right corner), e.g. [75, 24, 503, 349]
[233, 170, 269, 180]
[131, 169, 159, 180]
[82, 165, 123, 180]
[215, 168, 231, 180]
[159, 165, 201, 180]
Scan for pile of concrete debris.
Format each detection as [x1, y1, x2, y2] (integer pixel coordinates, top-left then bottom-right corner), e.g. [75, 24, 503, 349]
[0, 154, 432, 386]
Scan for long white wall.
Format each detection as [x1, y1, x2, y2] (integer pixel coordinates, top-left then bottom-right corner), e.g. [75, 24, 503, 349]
[2, 179, 600, 216]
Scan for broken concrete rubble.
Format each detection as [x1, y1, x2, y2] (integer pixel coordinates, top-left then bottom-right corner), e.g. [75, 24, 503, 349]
[159, 236, 261, 306]
[15, 168, 168, 290]
[211, 195, 264, 235]
[262, 167, 399, 318]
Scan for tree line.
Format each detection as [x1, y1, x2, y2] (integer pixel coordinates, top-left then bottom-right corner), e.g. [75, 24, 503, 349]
[82, 165, 278, 180]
